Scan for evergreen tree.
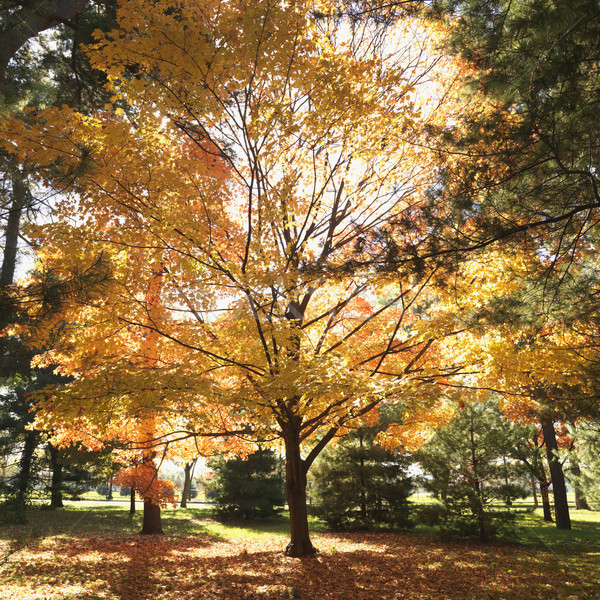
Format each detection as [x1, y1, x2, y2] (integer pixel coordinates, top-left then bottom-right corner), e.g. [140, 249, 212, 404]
[0, 1, 116, 515]
[310, 426, 413, 530]
[428, 0, 600, 264]
[416, 397, 528, 541]
[205, 449, 285, 520]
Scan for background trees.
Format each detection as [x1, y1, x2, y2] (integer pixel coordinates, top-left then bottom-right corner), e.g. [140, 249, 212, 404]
[416, 396, 529, 541]
[429, 0, 600, 264]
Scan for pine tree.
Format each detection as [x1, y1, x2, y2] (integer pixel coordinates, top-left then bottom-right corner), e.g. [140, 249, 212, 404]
[416, 397, 528, 541]
[311, 426, 413, 530]
[206, 449, 285, 520]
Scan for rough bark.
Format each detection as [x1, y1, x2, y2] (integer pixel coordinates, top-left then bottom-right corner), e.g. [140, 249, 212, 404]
[140, 500, 163, 535]
[541, 419, 571, 530]
[0, 166, 27, 361]
[283, 426, 316, 557]
[0, 167, 26, 288]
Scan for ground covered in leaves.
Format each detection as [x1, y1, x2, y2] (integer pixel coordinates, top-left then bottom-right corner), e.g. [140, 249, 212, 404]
[1, 506, 598, 600]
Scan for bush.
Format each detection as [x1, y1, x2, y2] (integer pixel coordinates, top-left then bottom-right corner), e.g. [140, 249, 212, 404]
[440, 504, 517, 541]
[0, 499, 28, 524]
[413, 501, 447, 527]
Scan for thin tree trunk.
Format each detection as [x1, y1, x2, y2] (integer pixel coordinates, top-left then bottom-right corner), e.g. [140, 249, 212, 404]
[180, 460, 196, 508]
[359, 431, 367, 521]
[531, 474, 539, 509]
[283, 426, 316, 557]
[0, 167, 26, 289]
[129, 486, 136, 515]
[469, 414, 487, 542]
[48, 444, 64, 508]
[0, 167, 27, 364]
[569, 460, 591, 511]
[531, 444, 552, 520]
[14, 430, 38, 506]
[539, 479, 553, 522]
[541, 419, 571, 530]
[503, 456, 512, 506]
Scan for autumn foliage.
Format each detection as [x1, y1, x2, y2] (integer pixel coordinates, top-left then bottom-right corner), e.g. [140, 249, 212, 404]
[0, 0, 475, 554]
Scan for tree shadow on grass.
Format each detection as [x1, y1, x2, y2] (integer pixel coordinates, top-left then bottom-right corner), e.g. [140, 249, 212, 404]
[2, 529, 599, 600]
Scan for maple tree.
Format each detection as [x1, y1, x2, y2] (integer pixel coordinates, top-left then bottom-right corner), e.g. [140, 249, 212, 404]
[0, 0, 472, 555]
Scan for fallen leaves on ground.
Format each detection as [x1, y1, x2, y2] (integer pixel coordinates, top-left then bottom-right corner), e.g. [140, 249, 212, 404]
[0, 528, 597, 600]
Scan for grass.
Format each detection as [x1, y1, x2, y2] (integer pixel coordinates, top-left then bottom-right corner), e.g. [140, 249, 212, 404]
[1, 501, 599, 599]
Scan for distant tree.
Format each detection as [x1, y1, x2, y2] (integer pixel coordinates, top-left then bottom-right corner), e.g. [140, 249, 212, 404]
[567, 423, 600, 510]
[206, 449, 285, 520]
[416, 397, 528, 541]
[310, 425, 413, 530]
[180, 458, 199, 509]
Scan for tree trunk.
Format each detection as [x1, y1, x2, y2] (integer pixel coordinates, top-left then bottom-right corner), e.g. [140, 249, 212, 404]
[531, 443, 551, 520]
[469, 415, 487, 542]
[129, 486, 136, 515]
[502, 456, 512, 506]
[539, 478, 553, 522]
[0, 168, 26, 289]
[48, 444, 64, 509]
[569, 460, 591, 511]
[180, 460, 196, 508]
[140, 500, 163, 535]
[283, 428, 316, 557]
[541, 419, 571, 530]
[180, 465, 190, 509]
[531, 474, 539, 509]
[138, 266, 164, 535]
[0, 167, 27, 364]
[138, 454, 163, 534]
[14, 430, 38, 506]
[0, 0, 88, 90]
[359, 431, 367, 521]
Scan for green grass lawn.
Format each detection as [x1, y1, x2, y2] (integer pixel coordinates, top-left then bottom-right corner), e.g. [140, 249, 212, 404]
[1, 501, 599, 599]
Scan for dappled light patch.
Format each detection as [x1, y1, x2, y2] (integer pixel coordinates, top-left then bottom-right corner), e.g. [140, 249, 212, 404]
[1, 528, 598, 600]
